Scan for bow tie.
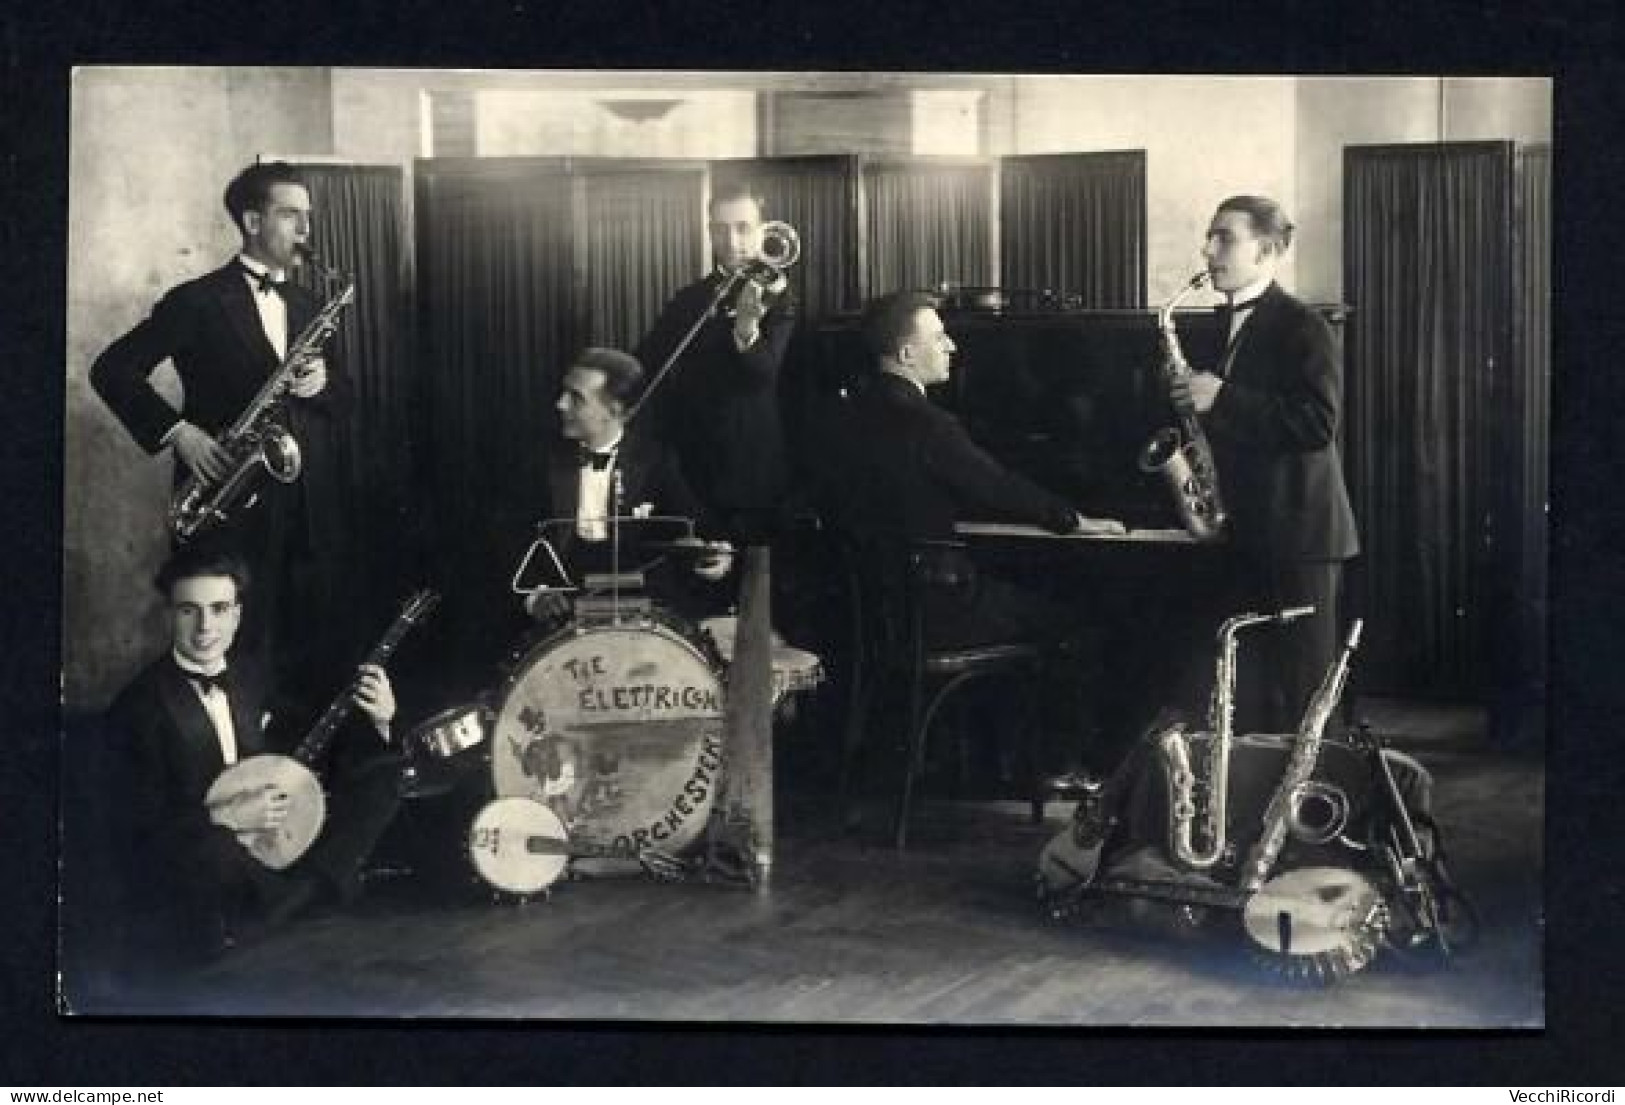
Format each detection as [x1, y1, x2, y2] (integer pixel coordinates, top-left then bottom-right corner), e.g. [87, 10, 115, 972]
[1218, 298, 1260, 317]
[187, 669, 231, 695]
[239, 262, 287, 296]
[579, 446, 617, 471]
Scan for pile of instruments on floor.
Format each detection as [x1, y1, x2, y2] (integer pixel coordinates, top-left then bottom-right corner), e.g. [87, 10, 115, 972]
[1036, 609, 1477, 985]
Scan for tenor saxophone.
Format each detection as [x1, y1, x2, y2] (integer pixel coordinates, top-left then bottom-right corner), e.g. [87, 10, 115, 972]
[1160, 607, 1314, 870]
[1236, 619, 1364, 893]
[1139, 271, 1228, 541]
[169, 251, 355, 543]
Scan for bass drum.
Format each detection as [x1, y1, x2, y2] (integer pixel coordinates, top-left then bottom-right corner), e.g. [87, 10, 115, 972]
[490, 617, 726, 860]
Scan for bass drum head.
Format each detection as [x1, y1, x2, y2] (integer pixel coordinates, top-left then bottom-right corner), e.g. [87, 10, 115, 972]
[490, 620, 725, 860]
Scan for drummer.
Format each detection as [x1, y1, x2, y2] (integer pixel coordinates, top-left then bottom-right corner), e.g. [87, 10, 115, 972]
[522, 346, 733, 626]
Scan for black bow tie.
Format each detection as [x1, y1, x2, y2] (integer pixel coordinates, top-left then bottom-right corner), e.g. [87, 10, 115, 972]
[1219, 298, 1260, 317]
[579, 446, 617, 471]
[240, 262, 287, 296]
[187, 669, 230, 695]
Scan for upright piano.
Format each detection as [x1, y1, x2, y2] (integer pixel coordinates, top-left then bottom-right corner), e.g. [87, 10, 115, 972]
[785, 301, 1349, 762]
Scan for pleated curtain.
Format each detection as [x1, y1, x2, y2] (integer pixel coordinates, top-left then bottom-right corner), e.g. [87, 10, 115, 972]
[999, 151, 1147, 308]
[1343, 142, 1516, 699]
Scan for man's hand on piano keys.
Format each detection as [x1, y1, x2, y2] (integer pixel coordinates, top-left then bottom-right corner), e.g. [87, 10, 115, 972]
[1072, 513, 1128, 536]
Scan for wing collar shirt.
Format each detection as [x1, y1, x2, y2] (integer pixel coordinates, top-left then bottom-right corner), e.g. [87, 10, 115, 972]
[237, 253, 289, 360]
[576, 431, 625, 542]
[173, 650, 238, 766]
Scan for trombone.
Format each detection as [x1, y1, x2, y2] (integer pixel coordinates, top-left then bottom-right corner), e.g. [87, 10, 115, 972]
[628, 221, 800, 423]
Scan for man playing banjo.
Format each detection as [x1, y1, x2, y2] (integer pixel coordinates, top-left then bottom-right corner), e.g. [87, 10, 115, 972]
[107, 542, 403, 963]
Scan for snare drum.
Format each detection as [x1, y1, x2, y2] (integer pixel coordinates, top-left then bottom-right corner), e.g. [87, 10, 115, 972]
[699, 615, 825, 705]
[411, 703, 489, 759]
[489, 616, 726, 860]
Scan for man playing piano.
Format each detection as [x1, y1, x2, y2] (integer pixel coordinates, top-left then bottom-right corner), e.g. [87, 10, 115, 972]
[820, 290, 1125, 787]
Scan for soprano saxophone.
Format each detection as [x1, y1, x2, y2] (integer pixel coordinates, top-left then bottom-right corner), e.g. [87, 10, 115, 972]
[1139, 271, 1228, 541]
[1236, 619, 1364, 893]
[1159, 606, 1315, 870]
[169, 248, 355, 543]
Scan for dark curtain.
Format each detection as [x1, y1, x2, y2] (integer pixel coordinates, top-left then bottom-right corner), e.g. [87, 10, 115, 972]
[1496, 144, 1550, 744]
[290, 164, 410, 633]
[581, 166, 706, 352]
[711, 156, 860, 322]
[863, 159, 994, 298]
[1000, 151, 1146, 308]
[415, 161, 578, 602]
[1344, 143, 1515, 700]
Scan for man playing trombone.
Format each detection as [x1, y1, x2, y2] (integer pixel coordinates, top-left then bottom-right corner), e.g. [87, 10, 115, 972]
[634, 184, 799, 545]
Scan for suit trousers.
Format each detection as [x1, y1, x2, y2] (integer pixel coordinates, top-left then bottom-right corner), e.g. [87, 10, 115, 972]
[1235, 556, 1344, 734]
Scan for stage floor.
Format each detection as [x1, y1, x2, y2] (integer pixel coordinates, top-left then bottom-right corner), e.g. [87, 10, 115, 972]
[60, 705, 1542, 1027]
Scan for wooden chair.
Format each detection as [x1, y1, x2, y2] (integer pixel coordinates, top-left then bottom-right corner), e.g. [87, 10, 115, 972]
[833, 533, 1048, 849]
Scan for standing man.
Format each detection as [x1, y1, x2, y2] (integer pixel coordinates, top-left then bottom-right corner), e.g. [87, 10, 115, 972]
[90, 161, 351, 696]
[1172, 195, 1360, 731]
[108, 543, 401, 963]
[634, 185, 798, 544]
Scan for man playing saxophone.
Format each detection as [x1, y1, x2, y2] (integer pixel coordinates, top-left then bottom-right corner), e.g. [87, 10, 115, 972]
[1170, 195, 1359, 732]
[91, 161, 351, 696]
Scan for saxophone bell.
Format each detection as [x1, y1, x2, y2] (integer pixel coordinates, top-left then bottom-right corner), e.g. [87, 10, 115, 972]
[259, 424, 303, 484]
[1285, 781, 1351, 845]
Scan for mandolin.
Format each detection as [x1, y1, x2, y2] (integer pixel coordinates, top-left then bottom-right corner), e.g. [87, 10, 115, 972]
[202, 589, 439, 869]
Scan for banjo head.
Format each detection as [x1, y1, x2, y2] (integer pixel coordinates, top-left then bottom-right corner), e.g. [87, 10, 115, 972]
[467, 796, 572, 896]
[203, 755, 326, 870]
[1242, 865, 1388, 984]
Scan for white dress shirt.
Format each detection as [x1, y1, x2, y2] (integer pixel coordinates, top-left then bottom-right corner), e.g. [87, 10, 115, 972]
[1225, 275, 1273, 345]
[173, 651, 237, 766]
[237, 253, 289, 360]
[575, 433, 623, 542]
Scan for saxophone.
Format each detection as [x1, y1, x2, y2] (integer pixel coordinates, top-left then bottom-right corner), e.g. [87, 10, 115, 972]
[1139, 271, 1228, 541]
[1237, 619, 1364, 893]
[169, 250, 355, 543]
[1160, 606, 1315, 870]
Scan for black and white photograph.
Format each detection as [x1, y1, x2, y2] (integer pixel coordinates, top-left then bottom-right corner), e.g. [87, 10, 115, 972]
[56, 67, 1550, 1027]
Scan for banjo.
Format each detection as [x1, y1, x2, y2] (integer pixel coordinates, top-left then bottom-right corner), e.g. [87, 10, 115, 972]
[467, 796, 686, 896]
[203, 589, 439, 869]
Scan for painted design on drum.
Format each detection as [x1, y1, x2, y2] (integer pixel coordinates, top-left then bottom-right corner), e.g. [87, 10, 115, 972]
[491, 625, 726, 858]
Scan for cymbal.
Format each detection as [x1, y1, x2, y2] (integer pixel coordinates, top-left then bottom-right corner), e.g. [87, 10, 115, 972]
[641, 537, 734, 555]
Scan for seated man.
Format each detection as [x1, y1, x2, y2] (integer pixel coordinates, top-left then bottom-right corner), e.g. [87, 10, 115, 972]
[515, 346, 731, 627]
[819, 290, 1125, 786]
[108, 543, 402, 964]
[821, 289, 1123, 648]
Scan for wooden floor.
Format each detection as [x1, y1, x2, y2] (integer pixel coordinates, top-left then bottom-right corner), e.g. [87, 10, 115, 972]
[61, 700, 1542, 1027]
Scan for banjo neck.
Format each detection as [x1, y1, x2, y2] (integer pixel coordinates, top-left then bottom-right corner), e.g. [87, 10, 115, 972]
[291, 589, 439, 766]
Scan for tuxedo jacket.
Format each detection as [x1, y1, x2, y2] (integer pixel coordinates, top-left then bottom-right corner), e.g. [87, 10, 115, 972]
[634, 273, 799, 517]
[1206, 282, 1360, 562]
[823, 371, 1080, 543]
[107, 654, 279, 877]
[108, 652, 387, 878]
[489, 430, 709, 595]
[542, 430, 704, 532]
[88, 260, 351, 549]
